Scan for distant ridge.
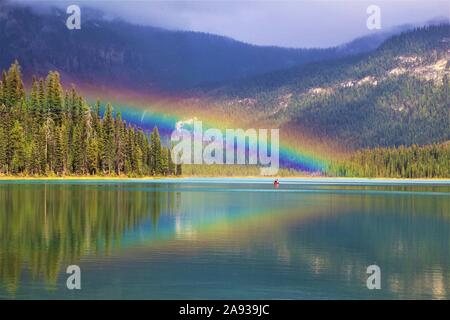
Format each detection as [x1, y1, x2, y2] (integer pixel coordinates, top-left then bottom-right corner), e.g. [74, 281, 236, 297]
[0, 2, 421, 91]
[198, 25, 450, 149]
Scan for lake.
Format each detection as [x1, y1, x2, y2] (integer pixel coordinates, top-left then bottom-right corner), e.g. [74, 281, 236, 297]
[0, 178, 449, 299]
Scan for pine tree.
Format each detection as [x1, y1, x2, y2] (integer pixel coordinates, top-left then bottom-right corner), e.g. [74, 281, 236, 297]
[0, 119, 6, 173]
[37, 126, 47, 174]
[29, 137, 41, 175]
[46, 72, 64, 124]
[10, 120, 26, 174]
[125, 126, 133, 175]
[93, 100, 101, 133]
[161, 147, 169, 176]
[114, 112, 125, 175]
[54, 126, 65, 175]
[71, 124, 83, 174]
[29, 77, 39, 119]
[37, 78, 46, 122]
[136, 128, 149, 174]
[5, 61, 25, 109]
[81, 102, 92, 174]
[87, 134, 99, 175]
[0, 62, 176, 177]
[69, 86, 81, 125]
[129, 127, 139, 174]
[101, 103, 115, 174]
[43, 117, 55, 173]
[150, 127, 162, 175]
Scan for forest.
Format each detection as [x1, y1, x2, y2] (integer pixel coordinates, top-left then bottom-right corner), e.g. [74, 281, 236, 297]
[207, 25, 449, 148]
[0, 62, 181, 176]
[327, 142, 450, 178]
[1, 62, 448, 178]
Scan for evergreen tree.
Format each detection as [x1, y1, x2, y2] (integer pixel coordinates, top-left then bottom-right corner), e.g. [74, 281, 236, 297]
[54, 126, 65, 175]
[43, 117, 55, 173]
[150, 127, 162, 175]
[161, 147, 169, 176]
[93, 100, 101, 133]
[37, 78, 46, 122]
[29, 77, 39, 119]
[101, 103, 115, 174]
[29, 137, 41, 175]
[46, 72, 64, 124]
[0, 119, 6, 173]
[10, 120, 26, 174]
[5, 61, 25, 109]
[327, 142, 450, 178]
[0, 62, 177, 178]
[36, 126, 47, 174]
[87, 135, 99, 175]
[71, 124, 83, 174]
[114, 112, 125, 175]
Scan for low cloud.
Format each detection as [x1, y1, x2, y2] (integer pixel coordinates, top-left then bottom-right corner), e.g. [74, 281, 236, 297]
[9, 0, 450, 48]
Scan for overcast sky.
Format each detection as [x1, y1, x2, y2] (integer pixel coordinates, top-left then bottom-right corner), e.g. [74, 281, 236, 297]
[11, 0, 450, 48]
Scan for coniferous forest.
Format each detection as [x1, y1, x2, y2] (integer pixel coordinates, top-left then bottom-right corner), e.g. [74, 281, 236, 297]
[0, 62, 180, 177]
[327, 142, 450, 178]
[0, 62, 448, 178]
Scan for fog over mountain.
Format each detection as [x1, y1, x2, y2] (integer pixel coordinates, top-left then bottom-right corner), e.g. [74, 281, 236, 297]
[9, 0, 450, 48]
[2, 1, 444, 91]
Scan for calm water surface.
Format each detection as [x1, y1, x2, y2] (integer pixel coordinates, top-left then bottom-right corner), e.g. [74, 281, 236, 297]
[0, 179, 449, 299]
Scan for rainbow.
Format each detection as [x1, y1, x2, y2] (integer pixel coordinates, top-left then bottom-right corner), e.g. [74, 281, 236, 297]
[76, 84, 336, 173]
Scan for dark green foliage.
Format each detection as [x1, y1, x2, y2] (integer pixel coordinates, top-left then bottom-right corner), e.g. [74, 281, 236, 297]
[207, 25, 450, 149]
[150, 127, 162, 175]
[10, 120, 26, 174]
[290, 75, 450, 148]
[0, 63, 175, 177]
[327, 142, 450, 178]
[3, 61, 25, 109]
[101, 103, 115, 174]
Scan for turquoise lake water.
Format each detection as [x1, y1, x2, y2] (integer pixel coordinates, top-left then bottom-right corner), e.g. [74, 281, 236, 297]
[0, 178, 449, 299]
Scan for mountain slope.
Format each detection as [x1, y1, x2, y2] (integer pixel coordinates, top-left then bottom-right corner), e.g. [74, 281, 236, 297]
[201, 25, 450, 149]
[0, 2, 416, 91]
[0, 3, 329, 90]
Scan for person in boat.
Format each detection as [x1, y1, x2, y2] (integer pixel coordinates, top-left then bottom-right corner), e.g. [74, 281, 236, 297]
[274, 179, 280, 187]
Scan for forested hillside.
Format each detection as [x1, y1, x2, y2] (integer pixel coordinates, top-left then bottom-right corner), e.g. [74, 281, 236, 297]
[0, 62, 180, 176]
[204, 25, 450, 149]
[0, 3, 379, 91]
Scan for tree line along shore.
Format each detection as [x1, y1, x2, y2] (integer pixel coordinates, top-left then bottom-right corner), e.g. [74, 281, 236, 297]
[326, 142, 449, 178]
[0, 62, 448, 179]
[0, 62, 181, 177]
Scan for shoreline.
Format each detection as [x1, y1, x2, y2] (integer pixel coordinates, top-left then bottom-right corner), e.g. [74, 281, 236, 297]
[0, 175, 449, 183]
